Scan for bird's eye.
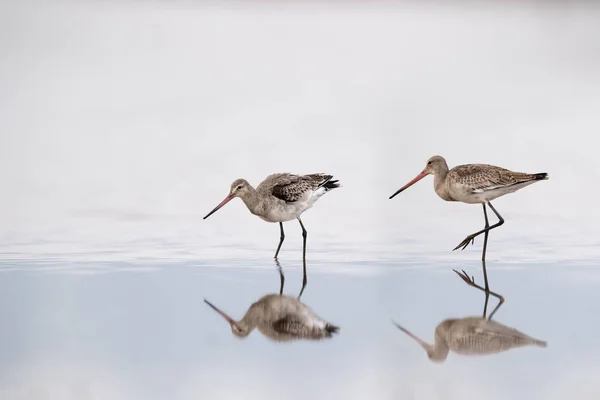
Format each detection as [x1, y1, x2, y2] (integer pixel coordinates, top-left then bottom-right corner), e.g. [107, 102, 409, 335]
[427, 161, 432, 165]
[237, 185, 242, 190]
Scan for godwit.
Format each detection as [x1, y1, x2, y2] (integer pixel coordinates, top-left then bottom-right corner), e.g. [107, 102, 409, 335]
[203, 173, 340, 298]
[203, 268, 340, 342]
[389, 155, 548, 289]
[391, 292, 547, 362]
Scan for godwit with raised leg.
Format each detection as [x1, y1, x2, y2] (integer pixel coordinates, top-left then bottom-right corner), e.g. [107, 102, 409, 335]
[389, 155, 548, 290]
[392, 291, 546, 362]
[204, 173, 340, 298]
[203, 266, 340, 341]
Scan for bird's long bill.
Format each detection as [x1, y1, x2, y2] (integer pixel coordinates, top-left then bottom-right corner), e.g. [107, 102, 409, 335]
[203, 194, 234, 219]
[392, 320, 429, 350]
[204, 299, 236, 325]
[389, 170, 428, 199]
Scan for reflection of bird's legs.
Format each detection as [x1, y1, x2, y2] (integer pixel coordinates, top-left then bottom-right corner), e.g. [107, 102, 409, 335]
[297, 218, 308, 299]
[275, 260, 284, 295]
[453, 267, 505, 319]
[487, 294, 504, 320]
[482, 290, 490, 319]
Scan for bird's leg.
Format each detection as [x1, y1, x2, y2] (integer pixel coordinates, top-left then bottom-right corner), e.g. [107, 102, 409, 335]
[481, 204, 491, 291]
[297, 218, 308, 299]
[453, 201, 504, 252]
[482, 290, 490, 318]
[274, 222, 285, 260]
[487, 293, 504, 320]
[275, 259, 285, 295]
[453, 267, 505, 319]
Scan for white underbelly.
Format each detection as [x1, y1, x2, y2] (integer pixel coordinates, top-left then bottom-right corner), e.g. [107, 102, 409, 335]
[259, 202, 309, 222]
[453, 181, 537, 204]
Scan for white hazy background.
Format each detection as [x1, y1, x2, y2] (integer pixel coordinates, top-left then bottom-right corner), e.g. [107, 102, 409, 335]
[2, 1, 600, 264]
[2, 1, 600, 399]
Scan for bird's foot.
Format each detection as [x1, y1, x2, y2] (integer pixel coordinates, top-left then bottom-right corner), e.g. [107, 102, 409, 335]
[453, 235, 476, 251]
[453, 269, 477, 287]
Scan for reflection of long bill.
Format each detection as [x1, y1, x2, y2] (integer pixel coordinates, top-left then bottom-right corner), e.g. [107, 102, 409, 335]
[203, 194, 235, 219]
[392, 320, 429, 350]
[204, 299, 236, 325]
[389, 170, 429, 199]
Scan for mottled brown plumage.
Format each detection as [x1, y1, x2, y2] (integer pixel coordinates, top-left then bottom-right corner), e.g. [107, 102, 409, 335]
[447, 163, 546, 194]
[390, 155, 548, 204]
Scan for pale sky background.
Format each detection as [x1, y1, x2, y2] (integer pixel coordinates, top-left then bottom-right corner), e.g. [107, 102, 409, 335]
[1, 1, 600, 399]
[1, 0, 600, 264]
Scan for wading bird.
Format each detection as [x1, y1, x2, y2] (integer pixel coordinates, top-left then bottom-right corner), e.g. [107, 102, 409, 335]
[204, 173, 340, 298]
[389, 155, 548, 290]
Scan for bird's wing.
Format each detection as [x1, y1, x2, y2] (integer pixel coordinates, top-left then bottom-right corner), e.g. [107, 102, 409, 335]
[469, 320, 537, 342]
[450, 164, 533, 192]
[272, 315, 311, 336]
[263, 173, 330, 203]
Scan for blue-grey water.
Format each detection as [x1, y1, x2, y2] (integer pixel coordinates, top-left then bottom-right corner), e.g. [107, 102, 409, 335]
[2, 1, 600, 399]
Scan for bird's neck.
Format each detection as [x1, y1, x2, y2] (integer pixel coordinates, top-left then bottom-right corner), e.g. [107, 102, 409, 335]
[240, 186, 263, 215]
[429, 331, 450, 361]
[239, 306, 263, 332]
[433, 168, 452, 201]
[428, 343, 450, 361]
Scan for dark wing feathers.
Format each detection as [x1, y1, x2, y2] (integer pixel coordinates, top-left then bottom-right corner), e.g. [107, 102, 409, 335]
[266, 173, 335, 203]
[272, 315, 336, 339]
[272, 316, 311, 336]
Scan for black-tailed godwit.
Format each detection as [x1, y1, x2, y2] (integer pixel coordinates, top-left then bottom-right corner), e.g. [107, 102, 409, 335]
[389, 155, 548, 290]
[204, 173, 340, 297]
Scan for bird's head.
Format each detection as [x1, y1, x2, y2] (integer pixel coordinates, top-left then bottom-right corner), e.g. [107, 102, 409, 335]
[229, 179, 251, 198]
[389, 155, 448, 199]
[204, 299, 251, 339]
[203, 178, 250, 219]
[423, 155, 448, 176]
[392, 320, 447, 363]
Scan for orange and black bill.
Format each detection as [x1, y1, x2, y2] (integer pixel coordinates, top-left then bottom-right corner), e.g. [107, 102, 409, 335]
[389, 170, 428, 199]
[203, 194, 234, 219]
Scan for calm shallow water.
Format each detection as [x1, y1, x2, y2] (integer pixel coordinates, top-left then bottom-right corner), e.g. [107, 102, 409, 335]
[1, 246, 600, 400]
[3, 1, 600, 399]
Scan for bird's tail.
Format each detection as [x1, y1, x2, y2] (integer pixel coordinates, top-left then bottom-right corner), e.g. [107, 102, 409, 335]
[533, 339, 548, 348]
[531, 173, 549, 181]
[318, 174, 341, 190]
[324, 323, 340, 337]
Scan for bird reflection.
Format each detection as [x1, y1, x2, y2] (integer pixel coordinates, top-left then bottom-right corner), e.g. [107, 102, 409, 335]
[204, 263, 340, 341]
[453, 260, 505, 319]
[392, 269, 546, 362]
